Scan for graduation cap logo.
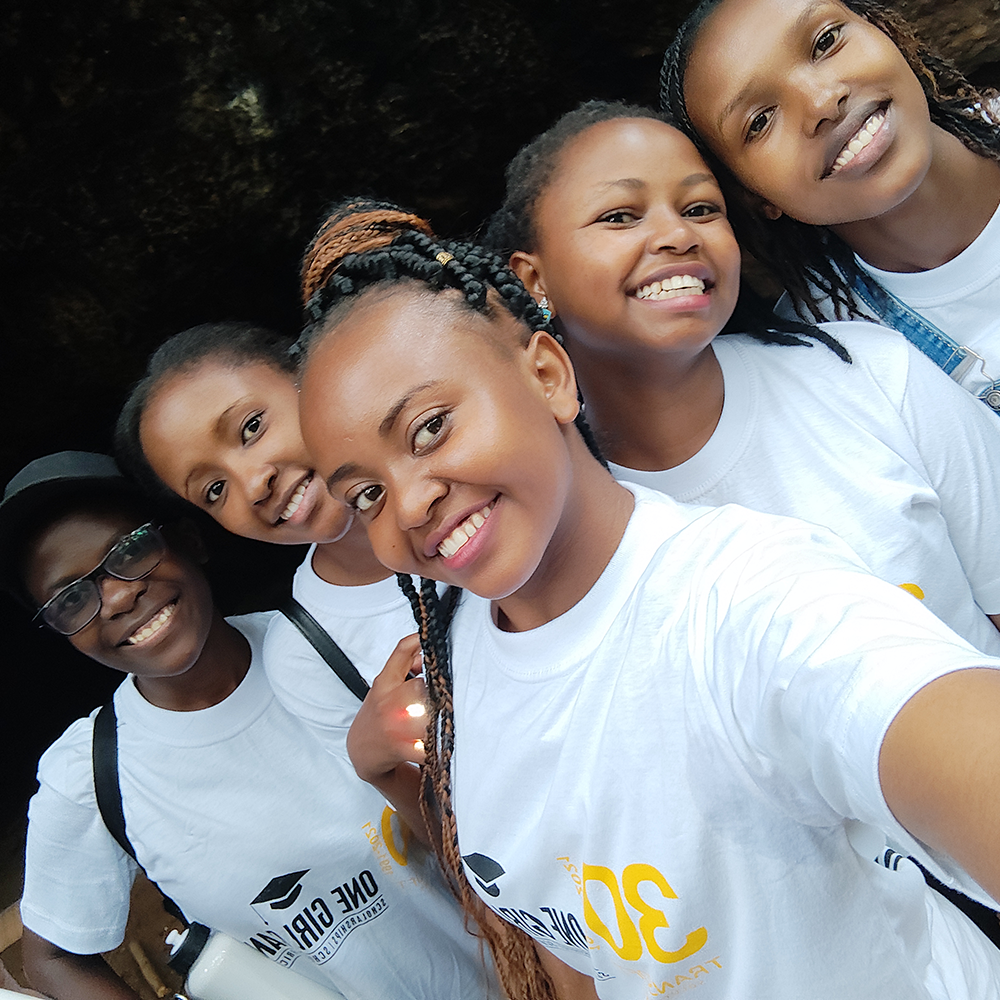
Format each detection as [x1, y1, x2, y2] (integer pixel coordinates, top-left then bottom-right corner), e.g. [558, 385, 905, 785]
[464, 853, 505, 897]
[252, 870, 311, 910]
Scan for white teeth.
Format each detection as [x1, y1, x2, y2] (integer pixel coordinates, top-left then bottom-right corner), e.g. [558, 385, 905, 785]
[635, 275, 706, 300]
[279, 477, 311, 522]
[126, 603, 175, 645]
[437, 503, 493, 559]
[830, 110, 885, 174]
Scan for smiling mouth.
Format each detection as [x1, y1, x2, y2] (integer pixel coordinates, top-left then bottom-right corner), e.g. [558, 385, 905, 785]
[124, 601, 176, 645]
[829, 109, 886, 176]
[635, 275, 706, 300]
[278, 475, 311, 523]
[437, 502, 495, 558]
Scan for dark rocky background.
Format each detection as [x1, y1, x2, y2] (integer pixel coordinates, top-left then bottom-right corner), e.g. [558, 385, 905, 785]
[1, 0, 998, 824]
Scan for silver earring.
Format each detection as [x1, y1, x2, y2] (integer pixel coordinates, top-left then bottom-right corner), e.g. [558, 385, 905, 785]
[538, 295, 553, 322]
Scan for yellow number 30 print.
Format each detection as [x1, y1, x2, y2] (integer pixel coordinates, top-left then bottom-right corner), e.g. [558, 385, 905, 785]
[582, 864, 708, 964]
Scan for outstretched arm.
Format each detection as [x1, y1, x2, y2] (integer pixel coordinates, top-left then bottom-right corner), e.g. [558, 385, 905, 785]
[21, 928, 139, 1000]
[347, 633, 433, 847]
[880, 667, 1000, 902]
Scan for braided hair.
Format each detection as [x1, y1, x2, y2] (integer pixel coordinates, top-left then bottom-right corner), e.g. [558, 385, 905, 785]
[115, 321, 297, 502]
[660, 0, 1000, 322]
[484, 98, 850, 361]
[298, 198, 614, 999]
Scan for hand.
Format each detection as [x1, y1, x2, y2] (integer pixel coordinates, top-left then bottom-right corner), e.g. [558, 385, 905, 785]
[347, 634, 428, 783]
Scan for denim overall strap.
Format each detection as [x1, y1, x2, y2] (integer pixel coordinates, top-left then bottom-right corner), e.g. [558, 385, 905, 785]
[849, 269, 1000, 413]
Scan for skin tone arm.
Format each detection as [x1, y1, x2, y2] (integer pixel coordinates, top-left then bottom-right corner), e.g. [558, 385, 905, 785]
[346, 633, 433, 847]
[21, 928, 139, 1000]
[880, 667, 1000, 902]
[990, 613, 1000, 636]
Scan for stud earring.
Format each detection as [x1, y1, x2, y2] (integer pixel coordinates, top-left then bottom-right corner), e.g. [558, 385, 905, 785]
[538, 295, 553, 322]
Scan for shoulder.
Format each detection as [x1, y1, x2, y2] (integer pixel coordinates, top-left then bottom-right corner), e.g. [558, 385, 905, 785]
[36, 710, 100, 805]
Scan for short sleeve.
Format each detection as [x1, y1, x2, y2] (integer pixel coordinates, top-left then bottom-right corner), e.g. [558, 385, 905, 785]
[20, 722, 138, 954]
[700, 516, 1000, 902]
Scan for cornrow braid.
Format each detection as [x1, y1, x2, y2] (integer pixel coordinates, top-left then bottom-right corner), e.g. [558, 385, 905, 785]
[660, 0, 1000, 322]
[299, 198, 601, 998]
[301, 199, 435, 306]
[394, 573, 557, 999]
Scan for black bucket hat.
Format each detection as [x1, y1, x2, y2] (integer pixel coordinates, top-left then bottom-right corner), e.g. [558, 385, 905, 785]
[0, 451, 145, 607]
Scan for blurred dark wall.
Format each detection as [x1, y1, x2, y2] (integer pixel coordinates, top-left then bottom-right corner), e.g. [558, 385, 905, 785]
[2, 0, 999, 821]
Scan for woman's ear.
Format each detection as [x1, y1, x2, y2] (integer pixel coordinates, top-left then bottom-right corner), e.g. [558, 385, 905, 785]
[510, 251, 548, 306]
[761, 202, 783, 221]
[525, 331, 579, 425]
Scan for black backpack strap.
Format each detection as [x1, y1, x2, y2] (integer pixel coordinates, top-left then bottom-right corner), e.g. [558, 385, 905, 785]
[280, 597, 370, 702]
[93, 702, 136, 860]
[92, 701, 188, 925]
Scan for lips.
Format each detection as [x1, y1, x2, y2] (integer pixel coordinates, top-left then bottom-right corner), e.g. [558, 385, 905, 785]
[636, 275, 707, 299]
[823, 101, 890, 178]
[277, 475, 311, 523]
[121, 600, 177, 646]
[273, 473, 321, 527]
[632, 264, 713, 301]
[425, 497, 498, 561]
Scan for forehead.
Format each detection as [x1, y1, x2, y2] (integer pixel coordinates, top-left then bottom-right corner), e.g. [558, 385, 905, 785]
[300, 289, 519, 436]
[686, 0, 854, 115]
[146, 360, 295, 428]
[24, 507, 144, 600]
[549, 118, 710, 194]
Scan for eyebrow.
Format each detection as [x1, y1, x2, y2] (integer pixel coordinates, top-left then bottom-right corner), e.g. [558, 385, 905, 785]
[325, 380, 443, 491]
[379, 381, 441, 435]
[715, 0, 828, 132]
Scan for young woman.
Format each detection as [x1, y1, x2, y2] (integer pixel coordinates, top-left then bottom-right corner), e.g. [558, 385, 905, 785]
[289, 202, 1000, 999]
[2, 452, 496, 1000]
[483, 100, 1000, 663]
[115, 321, 430, 749]
[659, 0, 1000, 409]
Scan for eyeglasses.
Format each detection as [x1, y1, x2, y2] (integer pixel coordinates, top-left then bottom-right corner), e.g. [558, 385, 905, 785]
[33, 523, 166, 635]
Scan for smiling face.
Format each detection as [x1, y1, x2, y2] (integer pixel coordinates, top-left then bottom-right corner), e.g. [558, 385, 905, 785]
[683, 0, 933, 226]
[516, 117, 741, 362]
[139, 360, 354, 545]
[298, 287, 584, 603]
[24, 506, 215, 677]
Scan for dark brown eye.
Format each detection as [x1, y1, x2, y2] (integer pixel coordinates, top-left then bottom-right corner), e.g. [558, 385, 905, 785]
[814, 26, 841, 57]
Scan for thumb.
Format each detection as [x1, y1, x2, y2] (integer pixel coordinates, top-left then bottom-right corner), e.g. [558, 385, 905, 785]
[372, 633, 423, 690]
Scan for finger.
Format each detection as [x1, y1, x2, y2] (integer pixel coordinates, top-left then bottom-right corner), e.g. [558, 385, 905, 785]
[373, 633, 423, 687]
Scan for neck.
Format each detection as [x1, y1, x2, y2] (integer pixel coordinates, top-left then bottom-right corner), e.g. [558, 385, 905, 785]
[569, 338, 723, 472]
[311, 517, 392, 586]
[831, 126, 1000, 272]
[135, 611, 250, 711]
[494, 432, 634, 633]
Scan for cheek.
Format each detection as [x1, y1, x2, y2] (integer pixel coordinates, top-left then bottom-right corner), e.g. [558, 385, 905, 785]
[365, 516, 414, 574]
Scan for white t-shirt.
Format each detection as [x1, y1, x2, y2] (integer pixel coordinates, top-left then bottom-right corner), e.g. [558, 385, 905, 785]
[21, 614, 496, 1000]
[776, 199, 1000, 377]
[607, 324, 1000, 657]
[263, 551, 422, 752]
[449, 487, 1000, 999]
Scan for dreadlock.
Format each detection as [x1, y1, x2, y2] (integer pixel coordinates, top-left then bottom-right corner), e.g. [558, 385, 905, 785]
[660, 0, 1000, 322]
[115, 321, 297, 502]
[484, 98, 850, 360]
[298, 197, 611, 1000]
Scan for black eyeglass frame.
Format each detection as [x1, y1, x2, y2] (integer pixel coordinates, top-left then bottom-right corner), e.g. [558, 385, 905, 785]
[32, 522, 166, 635]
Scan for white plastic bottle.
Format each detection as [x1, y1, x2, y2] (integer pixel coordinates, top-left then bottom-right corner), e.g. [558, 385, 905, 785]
[166, 923, 347, 1000]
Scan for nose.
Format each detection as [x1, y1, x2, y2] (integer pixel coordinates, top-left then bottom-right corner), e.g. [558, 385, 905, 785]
[244, 459, 278, 507]
[394, 472, 447, 533]
[98, 574, 147, 619]
[793, 66, 849, 135]
[647, 207, 699, 256]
